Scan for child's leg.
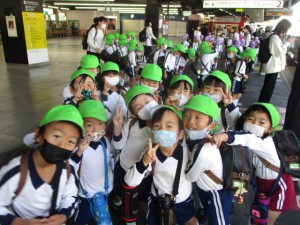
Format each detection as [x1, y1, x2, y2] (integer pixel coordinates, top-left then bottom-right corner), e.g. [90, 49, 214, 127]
[267, 210, 281, 225]
[74, 197, 94, 225]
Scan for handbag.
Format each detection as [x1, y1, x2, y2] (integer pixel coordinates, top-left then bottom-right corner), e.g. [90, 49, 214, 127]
[240, 77, 247, 93]
[273, 130, 300, 178]
[81, 139, 112, 225]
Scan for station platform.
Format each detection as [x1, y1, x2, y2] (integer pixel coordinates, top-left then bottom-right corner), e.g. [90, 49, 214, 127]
[0, 37, 299, 224]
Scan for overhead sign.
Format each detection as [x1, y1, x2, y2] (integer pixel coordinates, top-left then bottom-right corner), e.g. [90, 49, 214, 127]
[203, 0, 284, 9]
[214, 16, 241, 23]
[266, 9, 293, 16]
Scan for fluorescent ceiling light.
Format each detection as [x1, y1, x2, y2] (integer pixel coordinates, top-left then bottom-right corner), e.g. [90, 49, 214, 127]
[119, 12, 144, 14]
[54, 2, 146, 7]
[48, 6, 59, 9]
[112, 8, 145, 10]
[162, 4, 181, 7]
[60, 7, 69, 10]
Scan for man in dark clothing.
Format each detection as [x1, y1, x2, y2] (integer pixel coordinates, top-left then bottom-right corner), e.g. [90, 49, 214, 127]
[201, 24, 208, 38]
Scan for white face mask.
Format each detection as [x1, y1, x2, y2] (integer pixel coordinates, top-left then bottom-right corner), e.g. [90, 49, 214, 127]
[105, 76, 120, 86]
[243, 122, 265, 137]
[138, 100, 158, 120]
[141, 81, 159, 93]
[163, 44, 168, 50]
[203, 92, 222, 104]
[173, 94, 190, 108]
[101, 23, 106, 30]
[115, 39, 119, 44]
[185, 126, 210, 141]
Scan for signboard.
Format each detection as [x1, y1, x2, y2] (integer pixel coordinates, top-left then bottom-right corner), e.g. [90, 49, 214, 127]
[203, 0, 284, 9]
[21, 0, 43, 12]
[266, 9, 293, 16]
[22, 12, 48, 64]
[6, 15, 18, 37]
[214, 16, 241, 23]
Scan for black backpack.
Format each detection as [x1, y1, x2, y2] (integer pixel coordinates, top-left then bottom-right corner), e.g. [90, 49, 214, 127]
[139, 27, 147, 42]
[82, 26, 97, 50]
[258, 33, 275, 63]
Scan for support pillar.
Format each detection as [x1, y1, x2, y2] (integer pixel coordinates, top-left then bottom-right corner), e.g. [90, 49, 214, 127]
[145, 1, 163, 39]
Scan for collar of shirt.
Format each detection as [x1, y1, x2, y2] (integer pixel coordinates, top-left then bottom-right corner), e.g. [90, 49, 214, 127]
[156, 144, 182, 162]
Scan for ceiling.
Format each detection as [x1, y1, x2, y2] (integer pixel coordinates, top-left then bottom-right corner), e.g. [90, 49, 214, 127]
[44, 0, 300, 22]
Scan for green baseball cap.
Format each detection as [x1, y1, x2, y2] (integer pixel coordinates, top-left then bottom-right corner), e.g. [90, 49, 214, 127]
[105, 33, 115, 45]
[70, 69, 95, 83]
[129, 39, 138, 46]
[78, 100, 107, 122]
[118, 39, 127, 46]
[137, 45, 144, 52]
[150, 105, 183, 121]
[128, 43, 136, 52]
[127, 31, 136, 37]
[113, 32, 120, 39]
[157, 38, 166, 46]
[252, 103, 280, 128]
[187, 47, 196, 59]
[124, 86, 153, 107]
[227, 46, 238, 54]
[80, 55, 99, 69]
[101, 61, 120, 74]
[170, 75, 194, 91]
[167, 39, 173, 48]
[200, 41, 213, 54]
[174, 43, 186, 53]
[119, 34, 127, 40]
[243, 48, 257, 61]
[141, 64, 163, 82]
[206, 70, 232, 90]
[40, 105, 85, 133]
[184, 95, 220, 121]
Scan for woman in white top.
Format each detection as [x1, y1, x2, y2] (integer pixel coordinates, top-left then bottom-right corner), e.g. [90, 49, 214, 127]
[87, 16, 107, 61]
[194, 25, 201, 41]
[144, 19, 157, 58]
[258, 19, 294, 103]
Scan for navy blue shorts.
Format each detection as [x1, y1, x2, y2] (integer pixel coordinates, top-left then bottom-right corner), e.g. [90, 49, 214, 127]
[126, 66, 136, 77]
[197, 188, 233, 225]
[231, 80, 241, 94]
[147, 194, 195, 225]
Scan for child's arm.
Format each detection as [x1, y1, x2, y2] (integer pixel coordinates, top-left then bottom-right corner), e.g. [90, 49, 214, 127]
[124, 139, 158, 186]
[234, 60, 246, 78]
[111, 107, 129, 150]
[186, 145, 207, 182]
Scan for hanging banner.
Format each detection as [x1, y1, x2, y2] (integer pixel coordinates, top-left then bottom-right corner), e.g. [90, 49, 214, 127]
[203, 0, 284, 9]
[22, 12, 48, 64]
[6, 15, 18, 37]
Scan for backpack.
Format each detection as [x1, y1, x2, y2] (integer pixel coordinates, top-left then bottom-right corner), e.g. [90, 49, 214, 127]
[82, 26, 98, 50]
[100, 48, 110, 62]
[139, 27, 147, 42]
[258, 33, 274, 63]
[156, 50, 166, 68]
[109, 49, 121, 63]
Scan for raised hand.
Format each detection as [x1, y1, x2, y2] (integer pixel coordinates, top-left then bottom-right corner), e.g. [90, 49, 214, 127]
[73, 84, 84, 103]
[164, 95, 179, 110]
[90, 82, 100, 101]
[219, 88, 233, 106]
[77, 138, 90, 157]
[113, 106, 123, 137]
[142, 138, 160, 166]
[210, 133, 229, 148]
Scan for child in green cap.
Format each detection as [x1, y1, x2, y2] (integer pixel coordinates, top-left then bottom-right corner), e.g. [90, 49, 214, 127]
[111, 86, 158, 223]
[201, 70, 241, 133]
[72, 100, 114, 225]
[118, 38, 128, 86]
[124, 105, 197, 225]
[183, 95, 234, 225]
[0, 105, 85, 224]
[63, 68, 100, 108]
[165, 75, 194, 110]
[153, 38, 167, 68]
[231, 48, 256, 102]
[127, 40, 138, 87]
[212, 103, 294, 225]
[225, 46, 238, 79]
[136, 45, 147, 82]
[63, 54, 100, 100]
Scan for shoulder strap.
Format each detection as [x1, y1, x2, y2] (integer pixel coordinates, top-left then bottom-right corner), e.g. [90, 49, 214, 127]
[100, 138, 109, 196]
[65, 160, 71, 180]
[172, 146, 183, 197]
[200, 58, 210, 73]
[221, 108, 228, 131]
[257, 156, 280, 173]
[49, 163, 63, 216]
[127, 118, 138, 139]
[14, 153, 29, 198]
[94, 27, 98, 40]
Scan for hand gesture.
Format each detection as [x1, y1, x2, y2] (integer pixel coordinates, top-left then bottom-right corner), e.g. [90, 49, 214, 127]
[90, 83, 99, 101]
[77, 138, 90, 157]
[143, 138, 160, 166]
[209, 133, 229, 148]
[243, 74, 248, 79]
[219, 88, 233, 106]
[164, 96, 179, 110]
[113, 106, 123, 130]
[73, 84, 84, 103]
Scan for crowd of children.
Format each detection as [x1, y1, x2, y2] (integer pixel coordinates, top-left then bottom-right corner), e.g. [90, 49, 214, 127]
[0, 20, 297, 225]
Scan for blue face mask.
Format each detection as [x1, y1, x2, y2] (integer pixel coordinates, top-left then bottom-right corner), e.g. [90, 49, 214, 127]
[227, 53, 234, 59]
[81, 89, 92, 100]
[153, 130, 178, 147]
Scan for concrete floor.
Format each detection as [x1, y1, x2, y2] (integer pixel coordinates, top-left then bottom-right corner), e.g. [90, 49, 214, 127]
[0, 37, 300, 224]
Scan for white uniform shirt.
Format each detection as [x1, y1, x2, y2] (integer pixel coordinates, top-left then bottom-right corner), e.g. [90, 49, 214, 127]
[153, 49, 166, 65]
[145, 26, 157, 46]
[128, 51, 137, 67]
[87, 27, 104, 53]
[200, 52, 219, 77]
[163, 52, 177, 72]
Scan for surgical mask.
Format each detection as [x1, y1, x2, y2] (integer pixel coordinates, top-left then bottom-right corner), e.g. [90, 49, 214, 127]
[39, 140, 72, 164]
[163, 44, 168, 50]
[185, 126, 210, 141]
[115, 39, 119, 44]
[227, 53, 234, 59]
[153, 130, 178, 147]
[84, 130, 105, 142]
[101, 24, 106, 30]
[173, 94, 190, 108]
[243, 122, 265, 137]
[203, 92, 222, 104]
[138, 100, 158, 120]
[105, 76, 120, 86]
[141, 82, 159, 93]
[81, 89, 92, 100]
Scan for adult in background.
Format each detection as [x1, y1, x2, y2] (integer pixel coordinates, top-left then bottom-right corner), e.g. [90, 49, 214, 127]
[194, 25, 201, 41]
[258, 19, 294, 103]
[87, 16, 107, 62]
[243, 25, 252, 49]
[144, 19, 157, 58]
[283, 46, 300, 139]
